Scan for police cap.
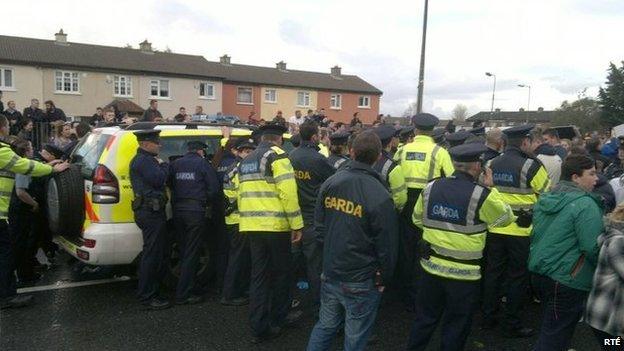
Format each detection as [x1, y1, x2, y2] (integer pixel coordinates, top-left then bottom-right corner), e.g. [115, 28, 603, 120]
[234, 138, 256, 151]
[399, 125, 415, 137]
[503, 124, 535, 139]
[373, 125, 398, 142]
[411, 113, 439, 131]
[43, 143, 65, 159]
[469, 126, 486, 136]
[329, 131, 350, 145]
[187, 140, 208, 151]
[290, 134, 301, 147]
[449, 143, 489, 162]
[133, 129, 161, 143]
[445, 130, 472, 147]
[259, 122, 287, 136]
[432, 128, 446, 143]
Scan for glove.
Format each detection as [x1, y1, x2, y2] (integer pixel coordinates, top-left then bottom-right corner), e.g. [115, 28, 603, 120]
[515, 209, 533, 228]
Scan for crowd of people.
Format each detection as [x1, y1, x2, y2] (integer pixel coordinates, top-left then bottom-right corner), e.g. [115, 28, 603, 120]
[1, 89, 623, 350]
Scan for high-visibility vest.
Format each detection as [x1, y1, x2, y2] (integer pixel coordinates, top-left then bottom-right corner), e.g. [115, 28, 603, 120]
[413, 172, 514, 280]
[488, 147, 550, 236]
[237, 141, 303, 232]
[0, 142, 53, 219]
[223, 162, 239, 225]
[399, 135, 454, 190]
[373, 151, 407, 210]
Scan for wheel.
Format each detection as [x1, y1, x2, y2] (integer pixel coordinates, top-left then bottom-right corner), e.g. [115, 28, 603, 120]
[47, 165, 85, 239]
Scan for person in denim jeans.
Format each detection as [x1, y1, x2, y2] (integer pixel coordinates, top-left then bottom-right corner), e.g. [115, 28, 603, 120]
[306, 131, 399, 351]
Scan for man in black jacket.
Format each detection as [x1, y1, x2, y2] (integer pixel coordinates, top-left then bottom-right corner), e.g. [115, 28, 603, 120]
[306, 131, 399, 351]
[289, 121, 335, 313]
[23, 99, 44, 122]
[44, 100, 67, 122]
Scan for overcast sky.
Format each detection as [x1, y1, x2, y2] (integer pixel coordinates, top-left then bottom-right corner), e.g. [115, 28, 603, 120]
[4, 0, 623, 118]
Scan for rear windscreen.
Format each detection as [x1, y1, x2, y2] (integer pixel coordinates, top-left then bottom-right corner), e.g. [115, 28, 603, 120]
[71, 132, 112, 178]
[159, 136, 220, 163]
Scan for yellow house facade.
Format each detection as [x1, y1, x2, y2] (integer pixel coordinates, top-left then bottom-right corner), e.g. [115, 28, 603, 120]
[260, 86, 318, 120]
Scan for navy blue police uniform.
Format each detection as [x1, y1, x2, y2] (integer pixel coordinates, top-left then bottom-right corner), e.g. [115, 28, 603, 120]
[129, 130, 171, 308]
[446, 130, 472, 148]
[169, 140, 220, 303]
[327, 132, 350, 170]
[289, 136, 336, 309]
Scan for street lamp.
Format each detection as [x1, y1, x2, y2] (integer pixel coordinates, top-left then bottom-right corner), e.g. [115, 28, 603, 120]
[485, 72, 496, 114]
[416, 0, 429, 114]
[518, 84, 531, 123]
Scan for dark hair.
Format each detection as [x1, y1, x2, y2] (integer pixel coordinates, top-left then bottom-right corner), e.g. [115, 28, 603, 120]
[569, 146, 589, 156]
[21, 118, 32, 128]
[353, 112, 359, 118]
[299, 121, 318, 141]
[96, 107, 102, 111]
[261, 134, 282, 144]
[561, 154, 594, 181]
[543, 128, 559, 139]
[75, 122, 91, 138]
[10, 137, 30, 157]
[212, 137, 239, 168]
[44, 100, 55, 108]
[150, 99, 157, 105]
[350, 131, 381, 165]
[585, 138, 601, 152]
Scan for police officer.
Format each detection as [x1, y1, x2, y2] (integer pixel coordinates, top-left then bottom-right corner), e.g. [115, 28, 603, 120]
[221, 138, 256, 306]
[482, 124, 551, 337]
[446, 130, 472, 148]
[327, 131, 350, 170]
[0, 114, 69, 309]
[432, 128, 448, 149]
[407, 143, 515, 351]
[169, 140, 219, 304]
[306, 131, 399, 351]
[393, 126, 416, 162]
[289, 121, 335, 313]
[129, 129, 171, 310]
[237, 123, 304, 343]
[373, 124, 407, 210]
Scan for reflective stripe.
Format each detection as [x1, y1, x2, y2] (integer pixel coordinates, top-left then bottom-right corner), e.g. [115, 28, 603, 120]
[430, 244, 483, 260]
[510, 203, 533, 210]
[239, 191, 278, 198]
[422, 182, 487, 234]
[465, 186, 484, 226]
[0, 170, 14, 179]
[491, 209, 512, 227]
[239, 173, 271, 182]
[333, 158, 347, 169]
[421, 258, 481, 279]
[427, 145, 441, 180]
[519, 159, 534, 188]
[239, 210, 301, 218]
[0, 191, 12, 197]
[1, 155, 19, 171]
[381, 159, 393, 180]
[273, 173, 294, 183]
[392, 184, 407, 193]
[495, 186, 534, 195]
[24, 160, 35, 175]
[405, 177, 428, 184]
[259, 150, 274, 174]
[286, 210, 302, 218]
[223, 183, 235, 190]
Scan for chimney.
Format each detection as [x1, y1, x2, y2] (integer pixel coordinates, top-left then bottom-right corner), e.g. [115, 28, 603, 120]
[139, 39, 152, 52]
[331, 65, 342, 76]
[519, 107, 525, 112]
[276, 61, 287, 71]
[219, 54, 231, 65]
[537, 107, 544, 112]
[54, 29, 67, 44]
[494, 108, 501, 113]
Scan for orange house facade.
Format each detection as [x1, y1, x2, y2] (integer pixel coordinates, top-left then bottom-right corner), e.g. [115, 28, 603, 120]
[221, 84, 262, 121]
[317, 91, 380, 124]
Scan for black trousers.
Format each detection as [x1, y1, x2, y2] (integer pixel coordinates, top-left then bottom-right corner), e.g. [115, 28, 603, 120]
[295, 225, 322, 309]
[407, 271, 480, 351]
[8, 208, 36, 280]
[222, 224, 250, 300]
[482, 233, 530, 329]
[207, 213, 229, 290]
[135, 208, 169, 303]
[0, 219, 16, 300]
[247, 232, 292, 337]
[395, 215, 419, 309]
[174, 210, 205, 300]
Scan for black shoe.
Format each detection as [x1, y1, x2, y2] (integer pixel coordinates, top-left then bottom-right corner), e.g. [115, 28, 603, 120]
[504, 326, 535, 338]
[282, 310, 303, 328]
[141, 297, 171, 310]
[250, 326, 281, 344]
[176, 295, 204, 305]
[17, 273, 42, 288]
[0, 295, 34, 309]
[220, 297, 249, 306]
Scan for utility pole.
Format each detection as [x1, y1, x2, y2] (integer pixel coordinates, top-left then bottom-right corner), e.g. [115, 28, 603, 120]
[416, 0, 429, 114]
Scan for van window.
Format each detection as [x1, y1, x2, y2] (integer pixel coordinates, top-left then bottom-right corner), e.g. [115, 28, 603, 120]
[160, 136, 220, 163]
[72, 132, 112, 178]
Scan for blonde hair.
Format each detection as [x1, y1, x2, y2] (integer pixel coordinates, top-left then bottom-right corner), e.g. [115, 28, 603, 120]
[609, 204, 624, 222]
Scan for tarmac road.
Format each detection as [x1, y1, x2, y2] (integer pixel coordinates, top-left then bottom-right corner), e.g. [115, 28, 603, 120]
[0, 252, 602, 351]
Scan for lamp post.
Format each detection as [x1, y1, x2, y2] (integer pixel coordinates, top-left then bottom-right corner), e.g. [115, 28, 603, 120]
[485, 72, 496, 114]
[518, 84, 531, 123]
[416, 0, 429, 114]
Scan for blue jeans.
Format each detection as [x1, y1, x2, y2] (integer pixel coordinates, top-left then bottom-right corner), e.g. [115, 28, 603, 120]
[306, 276, 381, 351]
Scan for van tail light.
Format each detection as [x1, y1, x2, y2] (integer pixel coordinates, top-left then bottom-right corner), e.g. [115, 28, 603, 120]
[92, 165, 119, 204]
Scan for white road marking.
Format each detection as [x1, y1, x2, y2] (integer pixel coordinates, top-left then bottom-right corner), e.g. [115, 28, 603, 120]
[17, 276, 133, 294]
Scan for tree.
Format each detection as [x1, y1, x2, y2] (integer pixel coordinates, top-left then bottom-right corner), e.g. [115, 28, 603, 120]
[403, 101, 418, 117]
[598, 62, 624, 127]
[553, 97, 603, 134]
[451, 104, 468, 123]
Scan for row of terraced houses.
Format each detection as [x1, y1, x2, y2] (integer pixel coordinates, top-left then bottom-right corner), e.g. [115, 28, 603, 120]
[0, 30, 382, 124]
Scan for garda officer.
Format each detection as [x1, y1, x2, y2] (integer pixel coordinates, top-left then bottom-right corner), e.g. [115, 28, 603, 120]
[432, 128, 448, 149]
[129, 130, 171, 310]
[393, 126, 416, 163]
[237, 122, 304, 343]
[482, 124, 550, 337]
[446, 130, 472, 148]
[0, 114, 69, 309]
[221, 138, 256, 306]
[483, 128, 505, 162]
[407, 142, 515, 351]
[307, 131, 399, 350]
[169, 140, 220, 305]
[288, 121, 335, 313]
[327, 131, 350, 170]
[373, 124, 407, 210]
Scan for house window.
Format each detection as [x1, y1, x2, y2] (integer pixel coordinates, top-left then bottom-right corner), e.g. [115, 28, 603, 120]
[297, 91, 311, 107]
[330, 94, 342, 109]
[55, 70, 80, 93]
[150, 79, 169, 98]
[264, 89, 277, 103]
[199, 82, 215, 99]
[358, 96, 371, 108]
[237, 87, 253, 104]
[0, 68, 13, 89]
[113, 75, 132, 97]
